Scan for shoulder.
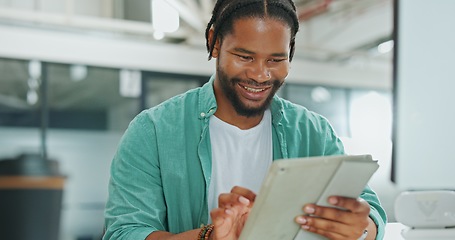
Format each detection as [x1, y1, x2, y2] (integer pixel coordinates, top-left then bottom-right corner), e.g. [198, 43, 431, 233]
[273, 96, 331, 129]
[272, 96, 344, 156]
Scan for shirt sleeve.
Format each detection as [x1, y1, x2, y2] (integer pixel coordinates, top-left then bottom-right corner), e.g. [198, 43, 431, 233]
[103, 112, 167, 240]
[361, 185, 388, 240]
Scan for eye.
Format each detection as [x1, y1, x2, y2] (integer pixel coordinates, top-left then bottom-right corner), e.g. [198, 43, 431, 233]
[235, 54, 253, 61]
[268, 58, 287, 63]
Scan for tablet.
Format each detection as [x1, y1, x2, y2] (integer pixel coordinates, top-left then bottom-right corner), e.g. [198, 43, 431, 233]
[238, 154, 379, 240]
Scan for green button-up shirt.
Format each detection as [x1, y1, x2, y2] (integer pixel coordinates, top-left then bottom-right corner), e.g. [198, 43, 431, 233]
[103, 76, 387, 240]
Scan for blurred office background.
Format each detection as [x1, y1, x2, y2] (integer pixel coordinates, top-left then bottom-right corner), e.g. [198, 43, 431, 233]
[0, 0, 398, 239]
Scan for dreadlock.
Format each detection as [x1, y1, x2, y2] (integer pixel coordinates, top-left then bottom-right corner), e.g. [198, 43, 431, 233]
[205, 0, 300, 61]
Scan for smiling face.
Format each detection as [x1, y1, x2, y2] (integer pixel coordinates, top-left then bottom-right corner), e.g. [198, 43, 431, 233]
[211, 17, 291, 121]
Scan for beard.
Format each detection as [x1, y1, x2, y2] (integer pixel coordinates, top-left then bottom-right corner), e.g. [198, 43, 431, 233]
[217, 66, 284, 118]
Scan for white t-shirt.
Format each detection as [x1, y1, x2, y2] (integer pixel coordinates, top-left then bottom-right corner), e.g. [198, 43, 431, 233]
[207, 109, 273, 220]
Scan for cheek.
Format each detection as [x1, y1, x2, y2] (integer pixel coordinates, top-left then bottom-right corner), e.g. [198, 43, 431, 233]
[219, 57, 247, 75]
[227, 60, 244, 72]
[272, 63, 290, 80]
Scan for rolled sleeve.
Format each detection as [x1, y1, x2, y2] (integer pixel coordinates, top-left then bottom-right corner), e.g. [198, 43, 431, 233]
[103, 112, 167, 239]
[360, 185, 387, 240]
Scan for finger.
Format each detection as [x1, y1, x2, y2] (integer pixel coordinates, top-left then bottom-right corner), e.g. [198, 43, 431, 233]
[211, 205, 246, 224]
[302, 204, 369, 228]
[211, 206, 249, 240]
[328, 196, 370, 214]
[299, 217, 349, 240]
[218, 193, 251, 208]
[211, 208, 233, 239]
[231, 186, 256, 203]
[299, 205, 369, 238]
[297, 215, 365, 240]
[211, 208, 226, 226]
[302, 204, 348, 223]
[226, 204, 250, 236]
[218, 193, 235, 208]
[303, 197, 370, 219]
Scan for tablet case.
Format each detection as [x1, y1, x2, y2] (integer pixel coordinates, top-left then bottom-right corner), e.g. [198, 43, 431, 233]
[238, 154, 379, 240]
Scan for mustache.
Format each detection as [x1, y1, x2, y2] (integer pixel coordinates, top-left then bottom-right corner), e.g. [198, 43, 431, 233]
[232, 78, 281, 88]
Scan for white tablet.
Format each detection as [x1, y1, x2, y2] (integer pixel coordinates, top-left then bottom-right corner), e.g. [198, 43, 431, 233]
[238, 154, 379, 240]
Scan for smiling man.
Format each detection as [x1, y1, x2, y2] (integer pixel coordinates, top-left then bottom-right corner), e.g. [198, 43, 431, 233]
[103, 1, 387, 240]
[212, 17, 289, 128]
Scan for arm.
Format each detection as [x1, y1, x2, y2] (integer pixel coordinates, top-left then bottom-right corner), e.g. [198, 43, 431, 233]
[366, 217, 378, 240]
[145, 230, 200, 240]
[144, 186, 255, 240]
[104, 113, 168, 239]
[145, 186, 255, 240]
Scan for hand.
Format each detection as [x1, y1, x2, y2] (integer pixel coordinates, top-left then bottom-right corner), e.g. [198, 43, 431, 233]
[295, 196, 371, 240]
[209, 186, 256, 240]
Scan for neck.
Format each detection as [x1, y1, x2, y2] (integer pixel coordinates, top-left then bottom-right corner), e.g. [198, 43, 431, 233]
[214, 105, 264, 130]
[213, 81, 264, 130]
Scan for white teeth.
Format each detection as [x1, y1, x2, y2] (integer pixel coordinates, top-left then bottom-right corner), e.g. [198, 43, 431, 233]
[243, 86, 265, 93]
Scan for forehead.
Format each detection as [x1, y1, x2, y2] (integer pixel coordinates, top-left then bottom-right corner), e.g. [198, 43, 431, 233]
[221, 17, 292, 54]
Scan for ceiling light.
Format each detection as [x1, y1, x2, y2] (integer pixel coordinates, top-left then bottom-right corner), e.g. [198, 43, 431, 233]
[27, 90, 38, 105]
[28, 60, 41, 79]
[152, 0, 180, 36]
[70, 64, 88, 82]
[377, 40, 394, 54]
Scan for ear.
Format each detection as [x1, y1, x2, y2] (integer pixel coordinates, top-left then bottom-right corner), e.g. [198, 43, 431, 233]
[208, 28, 220, 59]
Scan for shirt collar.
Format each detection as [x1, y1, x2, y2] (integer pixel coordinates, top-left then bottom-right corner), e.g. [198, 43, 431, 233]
[271, 95, 284, 125]
[198, 74, 218, 120]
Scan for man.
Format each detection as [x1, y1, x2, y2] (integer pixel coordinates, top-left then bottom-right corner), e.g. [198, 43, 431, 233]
[103, 0, 387, 239]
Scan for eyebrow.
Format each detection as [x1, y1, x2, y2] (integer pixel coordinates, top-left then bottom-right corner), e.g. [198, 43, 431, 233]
[233, 47, 288, 58]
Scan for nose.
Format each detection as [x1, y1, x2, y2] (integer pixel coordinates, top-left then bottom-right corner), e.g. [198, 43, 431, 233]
[246, 61, 271, 82]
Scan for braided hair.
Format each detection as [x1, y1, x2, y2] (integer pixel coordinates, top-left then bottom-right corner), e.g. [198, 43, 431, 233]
[205, 0, 300, 61]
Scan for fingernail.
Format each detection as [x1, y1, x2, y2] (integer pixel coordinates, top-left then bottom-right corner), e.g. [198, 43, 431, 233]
[304, 206, 315, 214]
[239, 196, 250, 205]
[296, 216, 307, 224]
[225, 209, 233, 215]
[302, 225, 310, 230]
[329, 197, 338, 205]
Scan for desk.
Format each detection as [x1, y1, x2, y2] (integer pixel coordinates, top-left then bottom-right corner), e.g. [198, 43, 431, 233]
[385, 222, 406, 240]
[384, 222, 455, 239]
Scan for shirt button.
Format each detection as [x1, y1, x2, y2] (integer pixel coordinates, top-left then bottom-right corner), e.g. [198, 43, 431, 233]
[200, 112, 206, 117]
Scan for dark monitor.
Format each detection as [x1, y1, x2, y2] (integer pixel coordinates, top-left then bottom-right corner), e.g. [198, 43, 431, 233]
[391, 0, 455, 190]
